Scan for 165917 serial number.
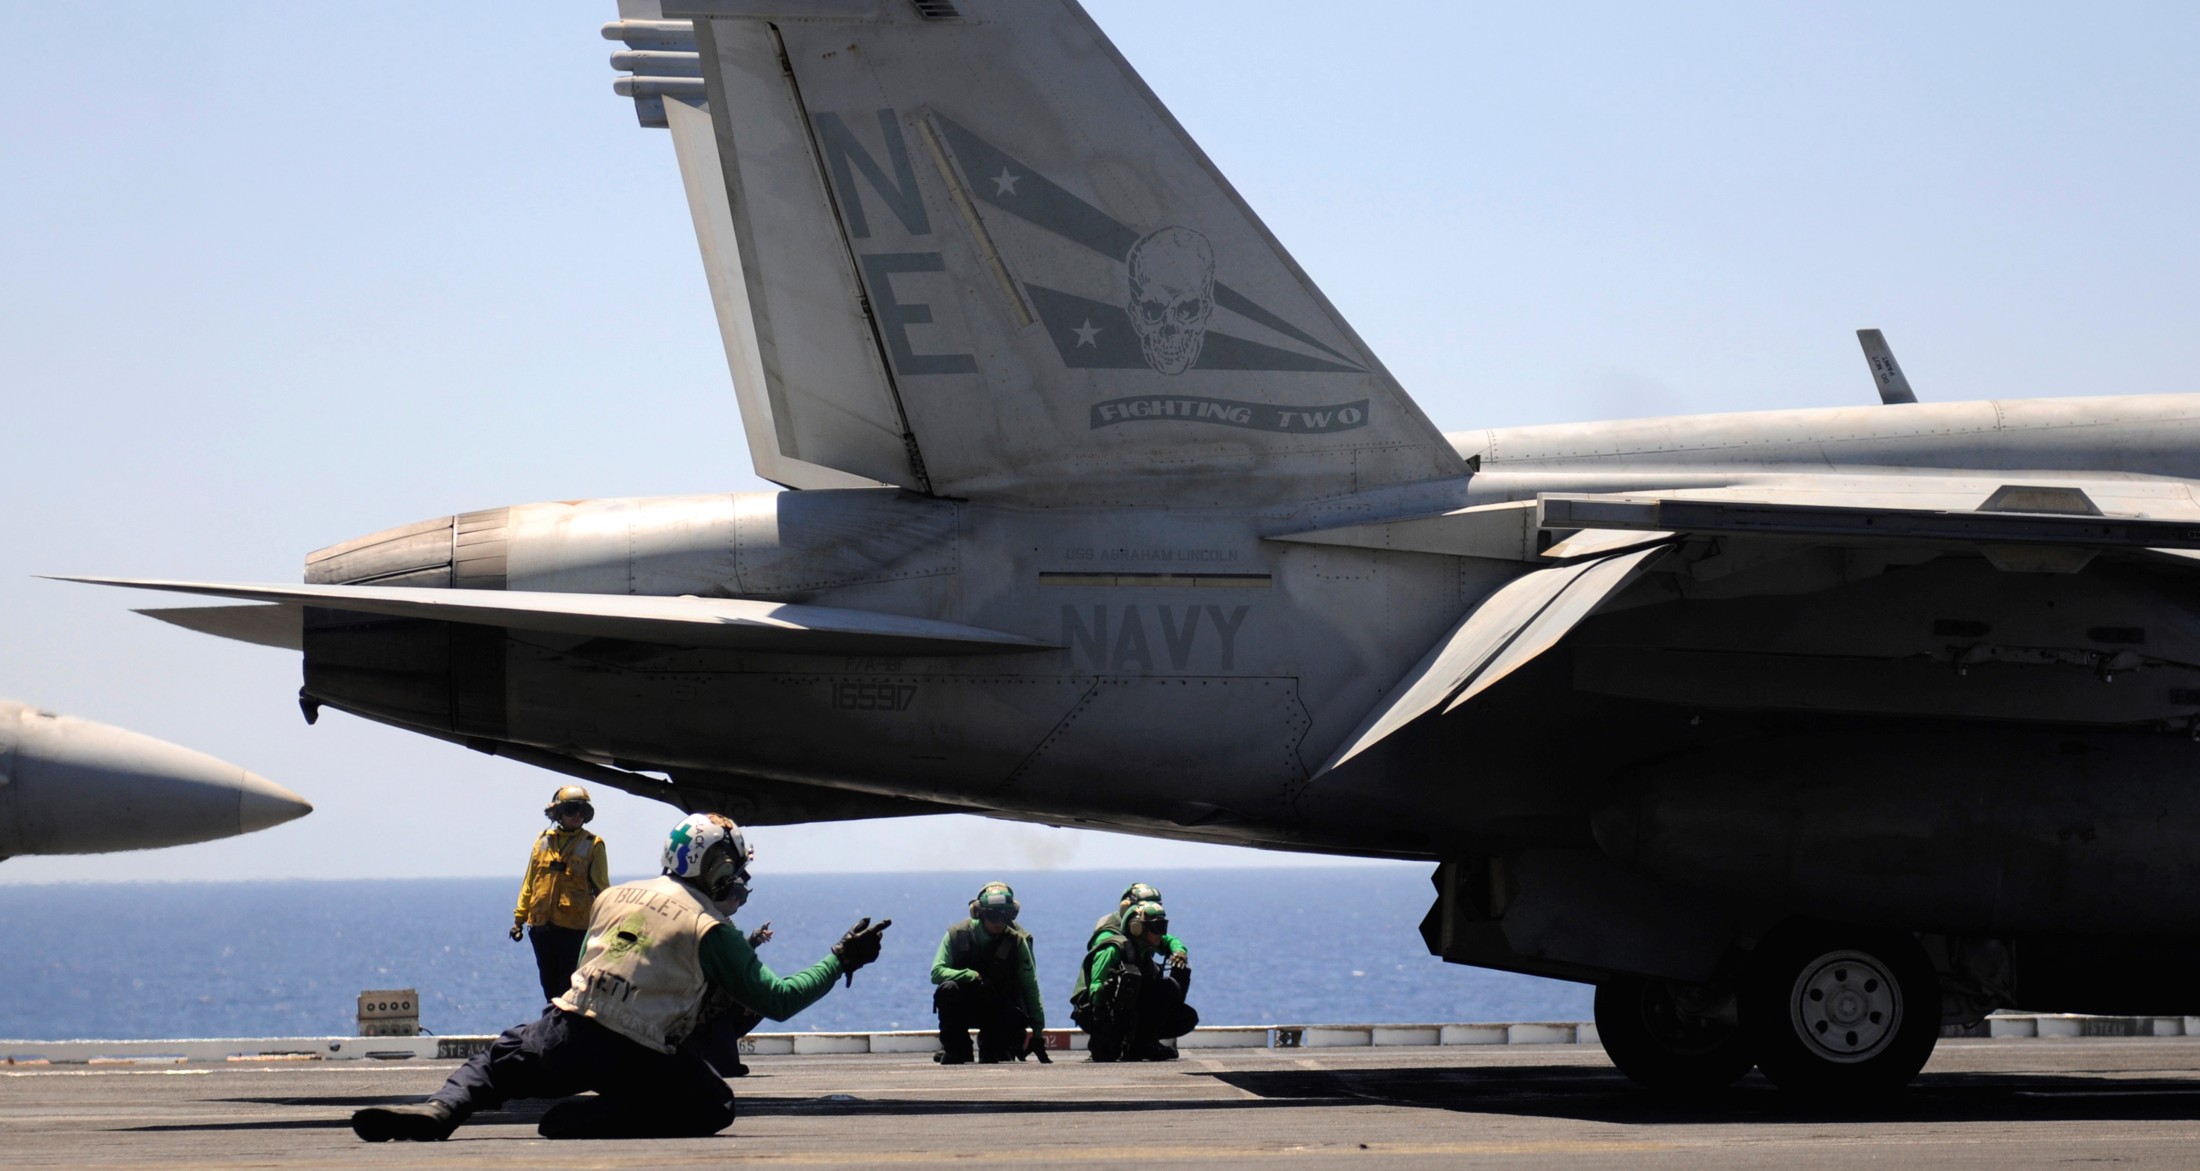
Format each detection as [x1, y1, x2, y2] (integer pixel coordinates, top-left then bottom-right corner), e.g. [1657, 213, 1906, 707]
[832, 680, 919, 711]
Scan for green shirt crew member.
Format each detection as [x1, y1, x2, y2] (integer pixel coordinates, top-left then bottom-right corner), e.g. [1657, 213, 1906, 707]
[510, 786, 612, 1003]
[1086, 881, 1164, 951]
[353, 813, 890, 1143]
[931, 881, 1049, 1064]
[1072, 899, 1197, 1062]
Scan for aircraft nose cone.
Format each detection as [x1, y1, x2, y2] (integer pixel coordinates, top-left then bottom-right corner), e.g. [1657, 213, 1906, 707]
[236, 771, 313, 833]
[1, 701, 313, 854]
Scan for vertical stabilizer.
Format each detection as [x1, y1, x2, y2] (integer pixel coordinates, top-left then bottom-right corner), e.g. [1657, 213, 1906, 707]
[613, 1, 1464, 504]
[1856, 328, 1918, 405]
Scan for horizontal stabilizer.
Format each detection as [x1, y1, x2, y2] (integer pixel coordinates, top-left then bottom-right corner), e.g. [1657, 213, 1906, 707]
[137, 604, 303, 651]
[1318, 545, 1666, 776]
[62, 578, 1054, 656]
[453, 732, 968, 826]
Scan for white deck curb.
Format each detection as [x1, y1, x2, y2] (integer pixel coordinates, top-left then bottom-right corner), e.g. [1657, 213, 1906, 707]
[2, 1014, 2189, 1064]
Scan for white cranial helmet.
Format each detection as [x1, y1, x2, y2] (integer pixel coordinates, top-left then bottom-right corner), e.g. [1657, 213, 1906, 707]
[662, 812, 750, 901]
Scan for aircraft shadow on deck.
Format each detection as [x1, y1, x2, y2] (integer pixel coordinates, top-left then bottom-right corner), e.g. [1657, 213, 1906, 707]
[136, 1089, 1348, 1133]
[136, 1064, 2200, 1133]
[1205, 1064, 2200, 1125]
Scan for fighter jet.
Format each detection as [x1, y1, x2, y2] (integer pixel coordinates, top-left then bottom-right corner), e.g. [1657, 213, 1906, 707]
[64, 0, 2200, 1097]
[0, 699, 310, 859]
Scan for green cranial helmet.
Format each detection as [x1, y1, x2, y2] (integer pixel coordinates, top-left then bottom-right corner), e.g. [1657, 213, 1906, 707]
[970, 881, 1020, 925]
[1123, 899, 1168, 939]
[1119, 882, 1161, 909]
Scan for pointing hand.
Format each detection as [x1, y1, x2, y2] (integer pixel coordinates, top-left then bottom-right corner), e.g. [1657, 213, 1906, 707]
[832, 917, 892, 985]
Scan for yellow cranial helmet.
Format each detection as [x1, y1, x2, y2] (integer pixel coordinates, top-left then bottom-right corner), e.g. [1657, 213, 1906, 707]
[545, 785, 594, 823]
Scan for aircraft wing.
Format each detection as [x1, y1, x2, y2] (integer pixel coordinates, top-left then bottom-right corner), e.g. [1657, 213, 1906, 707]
[58, 578, 1054, 656]
[1537, 490, 2200, 550]
[1277, 474, 2200, 567]
[1318, 544, 1668, 775]
[1303, 472, 2200, 772]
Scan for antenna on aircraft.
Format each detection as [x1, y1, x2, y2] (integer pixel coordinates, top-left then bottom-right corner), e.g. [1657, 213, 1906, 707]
[1856, 328, 1918, 404]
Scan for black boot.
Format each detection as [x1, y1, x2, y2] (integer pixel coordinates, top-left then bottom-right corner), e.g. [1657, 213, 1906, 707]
[351, 1101, 458, 1143]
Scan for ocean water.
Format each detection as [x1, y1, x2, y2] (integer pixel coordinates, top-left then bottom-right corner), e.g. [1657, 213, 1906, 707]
[0, 868, 1590, 1040]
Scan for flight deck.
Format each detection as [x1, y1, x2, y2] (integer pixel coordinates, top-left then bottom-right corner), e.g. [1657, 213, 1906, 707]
[9, 1036, 2200, 1169]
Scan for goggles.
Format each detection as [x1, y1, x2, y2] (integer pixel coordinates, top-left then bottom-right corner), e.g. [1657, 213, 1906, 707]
[553, 801, 593, 818]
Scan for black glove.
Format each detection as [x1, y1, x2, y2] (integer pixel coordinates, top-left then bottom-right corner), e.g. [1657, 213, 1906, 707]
[832, 917, 891, 985]
[747, 920, 773, 949]
[1024, 1030, 1052, 1064]
[509, 924, 525, 942]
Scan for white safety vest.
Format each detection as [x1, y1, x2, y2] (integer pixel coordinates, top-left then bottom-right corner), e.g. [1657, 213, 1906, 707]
[554, 874, 729, 1053]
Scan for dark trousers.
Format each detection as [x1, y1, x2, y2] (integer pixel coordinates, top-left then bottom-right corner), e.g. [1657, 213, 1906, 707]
[1082, 969, 1198, 1061]
[933, 981, 1029, 1061]
[528, 924, 585, 1004]
[680, 1008, 764, 1078]
[431, 1007, 735, 1140]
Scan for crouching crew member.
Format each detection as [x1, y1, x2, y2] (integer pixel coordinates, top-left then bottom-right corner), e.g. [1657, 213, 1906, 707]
[1071, 898, 1196, 1062]
[682, 918, 774, 1079]
[510, 785, 610, 1003]
[1087, 881, 1162, 951]
[931, 881, 1047, 1063]
[354, 813, 889, 1142]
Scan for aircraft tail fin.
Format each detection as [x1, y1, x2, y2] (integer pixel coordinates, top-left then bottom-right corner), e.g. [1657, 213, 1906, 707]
[607, 1, 1463, 503]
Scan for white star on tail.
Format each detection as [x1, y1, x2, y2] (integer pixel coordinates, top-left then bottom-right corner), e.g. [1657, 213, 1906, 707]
[1072, 320, 1101, 347]
[992, 167, 1021, 196]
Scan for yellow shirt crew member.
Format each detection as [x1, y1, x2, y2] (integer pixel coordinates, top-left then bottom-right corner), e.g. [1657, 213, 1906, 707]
[512, 786, 610, 1002]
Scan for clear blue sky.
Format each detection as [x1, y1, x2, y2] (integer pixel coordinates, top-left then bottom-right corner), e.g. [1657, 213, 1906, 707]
[4, 2, 2196, 882]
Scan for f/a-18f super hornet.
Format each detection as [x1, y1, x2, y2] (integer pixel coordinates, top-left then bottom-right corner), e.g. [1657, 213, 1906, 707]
[0, 699, 310, 860]
[65, 0, 2200, 1096]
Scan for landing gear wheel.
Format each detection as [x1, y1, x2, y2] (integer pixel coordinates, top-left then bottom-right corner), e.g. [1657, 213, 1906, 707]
[1594, 977, 1755, 1092]
[1742, 923, 1940, 1098]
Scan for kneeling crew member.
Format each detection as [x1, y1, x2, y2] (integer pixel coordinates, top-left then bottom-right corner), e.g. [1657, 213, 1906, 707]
[353, 813, 890, 1142]
[1087, 881, 1162, 950]
[930, 881, 1046, 1063]
[1072, 898, 1195, 1062]
[510, 785, 610, 1003]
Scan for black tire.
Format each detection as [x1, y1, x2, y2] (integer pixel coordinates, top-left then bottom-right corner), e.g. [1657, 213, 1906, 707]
[1741, 922, 1940, 1098]
[1594, 977, 1756, 1092]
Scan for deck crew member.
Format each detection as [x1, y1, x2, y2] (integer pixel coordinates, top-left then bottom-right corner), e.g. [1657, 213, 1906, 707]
[353, 813, 889, 1142]
[930, 881, 1047, 1063]
[1087, 881, 1162, 951]
[1072, 898, 1195, 1062]
[510, 785, 611, 1003]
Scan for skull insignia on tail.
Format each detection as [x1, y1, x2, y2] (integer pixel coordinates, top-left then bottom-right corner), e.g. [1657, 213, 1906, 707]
[1126, 226, 1216, 375]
